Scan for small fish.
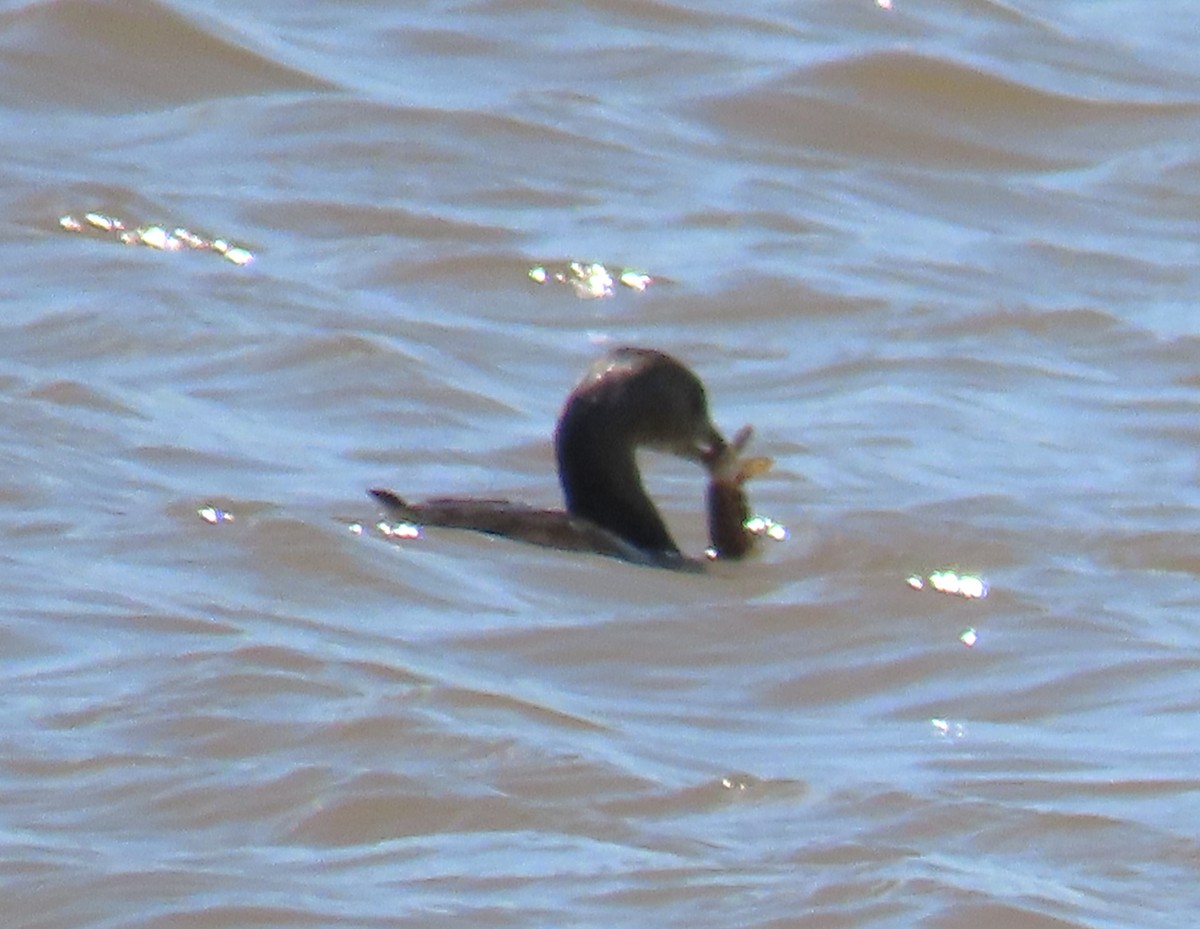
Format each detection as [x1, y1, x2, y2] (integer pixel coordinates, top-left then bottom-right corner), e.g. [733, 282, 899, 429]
[706, 425, 772, 559]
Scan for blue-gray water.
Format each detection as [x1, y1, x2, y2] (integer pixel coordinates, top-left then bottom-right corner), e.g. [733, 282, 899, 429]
[3, 1, 1200, 926]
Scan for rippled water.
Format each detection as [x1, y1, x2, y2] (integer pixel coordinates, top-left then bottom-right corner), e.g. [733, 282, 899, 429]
[4, 1, 1200, 926]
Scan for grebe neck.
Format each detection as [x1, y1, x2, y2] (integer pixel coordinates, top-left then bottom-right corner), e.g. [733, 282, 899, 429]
[555, 410, 678, 554]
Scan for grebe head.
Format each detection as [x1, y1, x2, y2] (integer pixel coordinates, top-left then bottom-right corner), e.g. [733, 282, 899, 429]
[554, 347, 726, 554]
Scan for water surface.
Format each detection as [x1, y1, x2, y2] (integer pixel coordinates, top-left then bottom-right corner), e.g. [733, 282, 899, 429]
[3, 1, 1200, 926]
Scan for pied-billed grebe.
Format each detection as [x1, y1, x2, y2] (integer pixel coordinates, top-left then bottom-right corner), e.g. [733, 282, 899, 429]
[371, 347, 760, 569]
